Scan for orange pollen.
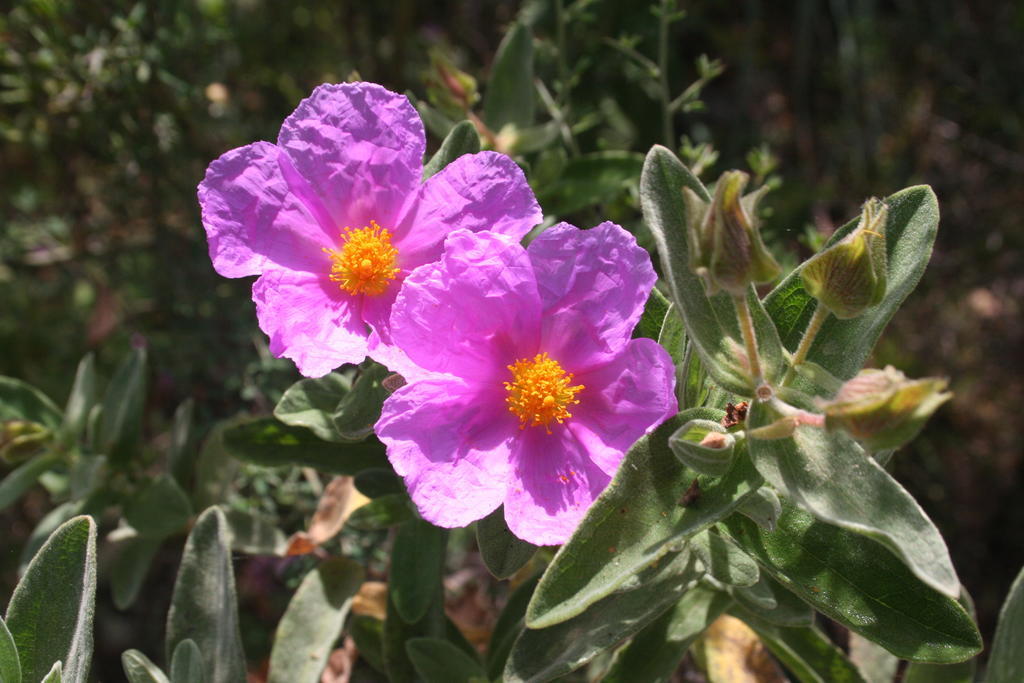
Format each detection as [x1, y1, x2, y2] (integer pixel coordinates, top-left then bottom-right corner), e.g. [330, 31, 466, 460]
[323, 221, 400, 296]
[503, 353, 584, 433]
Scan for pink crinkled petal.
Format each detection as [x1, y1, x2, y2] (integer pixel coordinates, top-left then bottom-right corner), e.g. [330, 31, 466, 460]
[376, 378, 516, 528]
[504, 427, 612, 546]
[253, 268, 368, 377]
[362, 283, 436, 382]
[199, 141, 336, 278]
[569, 337, 678, 471]
[390, 230, 541, 382]
[528, 222, 656, 370]
[394, 151, 542, 266]
[277, 83, 424, 232]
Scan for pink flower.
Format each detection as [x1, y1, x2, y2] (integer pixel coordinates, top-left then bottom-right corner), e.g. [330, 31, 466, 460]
[198, 83, 541, 377]
[375, 223, 678, 545]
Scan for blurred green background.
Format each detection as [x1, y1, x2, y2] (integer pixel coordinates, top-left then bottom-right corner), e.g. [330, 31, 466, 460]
[3, 0, 1022, 678]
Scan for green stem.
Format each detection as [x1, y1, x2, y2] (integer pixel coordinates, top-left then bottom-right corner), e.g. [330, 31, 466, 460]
[733, 294, 763, 383]
[782, 303, 830, 386]
[658, 0, 673, 147]
[553, 0, 579, 156]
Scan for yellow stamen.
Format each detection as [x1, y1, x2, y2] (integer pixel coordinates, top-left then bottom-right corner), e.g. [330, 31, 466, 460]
[504, 353, 584, 433]
[323, 221, 400, 295]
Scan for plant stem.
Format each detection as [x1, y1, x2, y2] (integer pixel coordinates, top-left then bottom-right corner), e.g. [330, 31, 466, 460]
[782, 302, 829, 386]
[553, 0, 579, 156]
[658, 0, 673, 147]
[733, 294, 763, 383]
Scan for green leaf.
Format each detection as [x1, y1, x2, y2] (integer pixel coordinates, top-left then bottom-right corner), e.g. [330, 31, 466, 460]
[538, 151, 644, 215]
[60, 354, 97, 444]
[222, 418, 388, 475]
[526, 409, 762, 628]
[725, 573, 813, 627]
[0, 376, 62, 430]
[987, 562, 1024, 683]
[486, 574, 540, 680]
[691, 529, 759, 586]
[0, 455, 61, 517]
[603, 584, 732, 683]
[191, 420, 240, 511]
[345, 493, 414, 531]
[40, 661, 61, 683]
[505, 549, 703, 682]
[331, 363, 390, 441]
[765, 185, 939, 384]
[170, 640, 202, 683]
[5, 516, 97, 683]
[121, 650, 169, 683]
[904, 660, 975, 683]
[640, 145, 785, 395]
[97, 347, 146, 467]
[168, 399, 195, 488]
[634, 288, 671, 342]
[165, 507, 246, 683]
[383, 581, 445, 683]
[422, 120, 481, 180]
[223, 508, 286, 555]
[721, 499, 982, 662]
[108, 533, 162, 610]
[353, 468, 404, 499]
[0, 615, 21, 683]
[731, 574, 777, 611]
[124, 475, 193, 539]
[391, 520, 447, 624]
[274, 373, 351, 443]
[267, 558, 364, 683]
[736, 486, 782, 531]
[476, 506, 537, 579]
[349, 616, 385, 674]
[669, 419, 736, 477]
[406, 638, 486, 683]
[849, 632, 899, 683]
[482, 21, 534, 131]
[746, 399, 959, 598]
[734, 608, 866, 683]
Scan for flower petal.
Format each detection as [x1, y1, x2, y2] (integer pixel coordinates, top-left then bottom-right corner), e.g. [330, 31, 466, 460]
[390, 230, 541, 381]
[528, 222, 656, 369]
[376, 378, 515, 528]
[199, 141, 336, 278]
[504, 427, 611, 546]
[253, 268, 368, 377]
[394, 151, 541, 266]
[277, 83, 424, 231]
[571, 337, 678, 455]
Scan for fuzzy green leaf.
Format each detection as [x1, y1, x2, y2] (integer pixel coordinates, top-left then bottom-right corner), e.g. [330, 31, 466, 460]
[59, 354, 97, 444]
[345, 493, 415, 531]
[165, 507, 246, 683]
[0, 376, 62, 430]
[506, 550, 703, 682]
[0, 452, 61, 512]
[486, 574, 540, 680]
[747, 399, 959, 598]
[691, 529, 759, 586]
[422, 120, 481, 180]
[124, 475, 193, 539]
[168, 399, 195, 487]
[634, 288, 671, 342]
[97, 348, 146, 467]
[222, 418, 388, 475]
[223, 509, 286, 555]
[721, 500, 982, 662]
[274, 373, 352, 443]
[538, 151, 644, 215]
[391, 520, 447, 624]
[603, 584, 732, 683]
[349, 616, 385, 674]
[121, 650, 169, 683]
[406, 638, 486, 683]
[0, 616, 21, 683]
[476, 506, 537, 580]
[170, 640, 202, 683]
[267, 558, 364, 683]
[5, 516, 96, 683]
[526, 409, 762, 629]
[987, 562, 1024, 683]
[108, 533, 162, 610]
[483, 21, 534, 130]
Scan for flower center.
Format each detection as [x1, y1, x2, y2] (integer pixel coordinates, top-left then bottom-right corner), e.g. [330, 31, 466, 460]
[323, 221, 400, 296]
[504, 353, 584, 432]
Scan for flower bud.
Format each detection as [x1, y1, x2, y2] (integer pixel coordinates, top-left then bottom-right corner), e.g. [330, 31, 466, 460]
[669, 419, 736, 477]
[423, 49, 480, 118]
[684, 170, 781, 296]
[801, 198, 888, 319]
[821, 366, 951, 450]
[0, 420, 51, 463]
